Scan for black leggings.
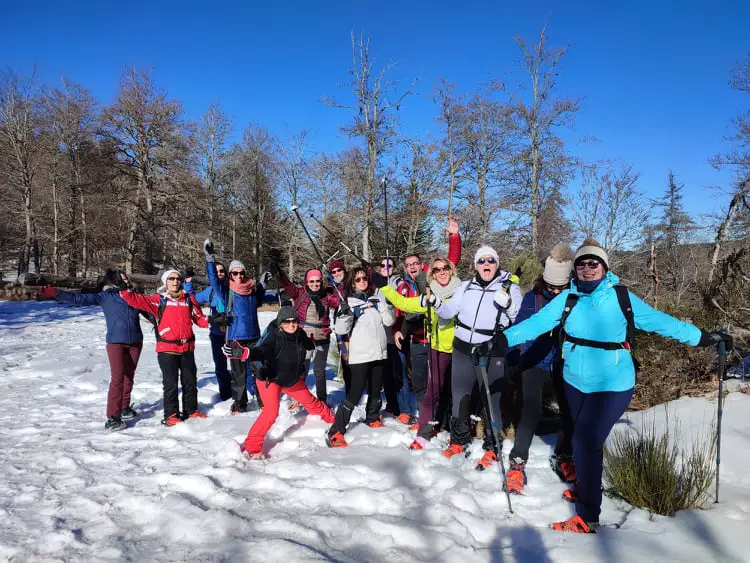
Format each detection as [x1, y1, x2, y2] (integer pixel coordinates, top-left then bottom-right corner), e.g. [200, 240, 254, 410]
[312, 339, 330, 402]
[158, 351, 198, 418]
[329, 360, 384, 436]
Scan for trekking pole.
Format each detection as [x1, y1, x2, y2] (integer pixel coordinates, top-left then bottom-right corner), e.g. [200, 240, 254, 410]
[307, 213, 369, 265]
[715, 336, 728, 504]
[382, 177, 390, 268]
[478, 354, 514, 514]
[425, 293, 437, 426]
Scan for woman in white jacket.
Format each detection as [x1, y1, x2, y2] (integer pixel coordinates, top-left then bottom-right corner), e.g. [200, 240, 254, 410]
[327, 266, 395, 448]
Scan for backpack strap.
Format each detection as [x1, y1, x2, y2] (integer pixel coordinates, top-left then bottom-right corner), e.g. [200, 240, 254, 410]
[152, 294, 196, 345]
[614, 285, 639, 371]
[558, 292, 580, 351]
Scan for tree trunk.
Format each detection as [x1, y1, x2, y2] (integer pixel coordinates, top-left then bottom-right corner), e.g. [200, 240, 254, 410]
[51, 160, 60, 275]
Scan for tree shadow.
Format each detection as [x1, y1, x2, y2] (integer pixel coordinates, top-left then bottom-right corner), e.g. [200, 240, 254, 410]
[0, 301, 95, 327]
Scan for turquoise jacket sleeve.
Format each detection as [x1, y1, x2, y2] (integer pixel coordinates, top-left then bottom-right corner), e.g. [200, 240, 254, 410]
[504, 290, 568, 347]
[629, 292, 702, 345]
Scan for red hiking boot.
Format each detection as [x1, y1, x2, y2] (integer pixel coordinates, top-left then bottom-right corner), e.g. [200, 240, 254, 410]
[162, 413, 181, 427]
[409, 437, 428, 450]
[396, 413, 415, 425]
[326, 432, 348, 448]
[442, 443, 465, 459]
[408, 422, 419, 431]
[188, 411, 207, 419]
[552, 454, 577, 483]
[505, 460, 527, 494]
[562, 488, 579, 503]
[475, 450, 498, 471]
[551, 514, 596, 534]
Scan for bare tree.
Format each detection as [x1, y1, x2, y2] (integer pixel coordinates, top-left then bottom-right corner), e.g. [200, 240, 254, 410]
[195, 102, 231, 237]
[323, 30, 413, 261]
[433, 78, 464, 219]
[497, 22, 580, 254]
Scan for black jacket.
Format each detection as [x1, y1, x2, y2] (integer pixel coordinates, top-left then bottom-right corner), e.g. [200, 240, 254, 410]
[249, 327, 315, 387]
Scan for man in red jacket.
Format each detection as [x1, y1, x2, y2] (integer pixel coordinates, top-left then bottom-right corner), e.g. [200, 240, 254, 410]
[120, 269, 210, 425]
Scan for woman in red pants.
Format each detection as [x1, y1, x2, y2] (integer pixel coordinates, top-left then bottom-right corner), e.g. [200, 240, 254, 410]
[241, 305, 335, 459]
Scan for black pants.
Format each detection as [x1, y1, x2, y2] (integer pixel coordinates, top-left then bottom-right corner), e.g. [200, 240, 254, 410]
[409, 341, 429, 406]
[382, 343, 403, 415]
[312, 339, 330, 402]
[342, 359, 352, 395]
[450, 348, 505, 451]
[329, 360, 384, 436]
[209, 333, 232, 401]
[509, 366, 574, 462]
[158, 351, 198, 418]
[229, 339, 257, 408]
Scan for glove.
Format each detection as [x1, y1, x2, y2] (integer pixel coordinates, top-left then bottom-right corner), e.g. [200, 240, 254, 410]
[494, 289, 511, 309]
[222, 343, 232, 357]
[420, 293, 441, 308]
[338, 300, 352, 316]
[698, 330, 733, 349]
[259, 271, 272, 288]
[204, 238, 215, 261]
[223, 342, 250, 361]
[369, 271, 388, 289]
[269, 262, 280, 276]
[473, 332, 508, 360]
[183, 266, 195, 279]
[208, 313, 232, 328]
[38, 285, 58, 299]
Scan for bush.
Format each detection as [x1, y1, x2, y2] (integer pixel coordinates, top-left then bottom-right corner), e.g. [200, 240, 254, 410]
[604, 413, 715, 515]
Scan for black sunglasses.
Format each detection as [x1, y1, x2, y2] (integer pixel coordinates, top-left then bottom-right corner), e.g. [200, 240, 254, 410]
[477, 257, 497, 265]
[230, 271, 246, 277]
[575, 260, 601, 270]
[432, 265, 451, 274]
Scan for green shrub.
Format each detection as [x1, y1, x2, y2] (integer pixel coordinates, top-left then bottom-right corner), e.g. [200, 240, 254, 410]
[603, 413, 715, 515]
[508, 252, 543, 291]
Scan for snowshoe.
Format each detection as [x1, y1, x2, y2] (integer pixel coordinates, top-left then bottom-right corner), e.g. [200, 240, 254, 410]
[504, 459, 527, 494]
[475, 450, 498, 471]
[562, 488, 579, 503]
[104, 416, 126, 431]
[231, 402, 247, 415]
[395, 413, 415, 425]
[161, 413, 182, 427]
[442, 443, 466, 459]
[409, 437, 428, 450]
[120, 406, 138, 420]
[551, 454, 577, 483]
[186, 410, 207, 419]
[551, 514, 597, 534]
[326, 432, 348, 448]
[366, 416, 385, 428]
[244, 451, 269, 460]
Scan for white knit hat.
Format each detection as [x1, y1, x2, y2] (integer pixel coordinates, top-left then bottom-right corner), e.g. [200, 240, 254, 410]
[542, 244, 574, 286]
[158, 268, 181, 294]
[473, 245, 499, 267]
[574, 239, 609, 270]
[228, 260, 246, 274]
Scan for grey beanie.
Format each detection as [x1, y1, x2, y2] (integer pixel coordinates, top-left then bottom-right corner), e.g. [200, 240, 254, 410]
[228, 259, 246, 274]
[277, 305, 298, 324]
[542, 244, 574, 286]
[574, 239, 610, 271]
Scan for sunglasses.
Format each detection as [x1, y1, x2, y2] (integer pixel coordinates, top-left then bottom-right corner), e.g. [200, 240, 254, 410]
[216, 269, 225, 275]
[230, 271, 246, 277]
[281, 319, 299, 325]
[380, 263, 394, 269]
[432, 265, 451, 274]
[330, 268, 344, 275]
[546, 283, 569, 292]
[477, 257, 497, 265]
[166, 276, 182, 282]
[404, 261, 421, 268]
[575, 260, 601, 270]
[307, 279, 322, 284]
[354, 276, 368, 283]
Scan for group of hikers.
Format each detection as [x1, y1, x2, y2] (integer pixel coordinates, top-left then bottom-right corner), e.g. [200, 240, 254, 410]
[38, 218, 732, 534]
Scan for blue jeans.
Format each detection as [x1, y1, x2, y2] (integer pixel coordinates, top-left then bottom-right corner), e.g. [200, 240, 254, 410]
[565, 382, 633, 523]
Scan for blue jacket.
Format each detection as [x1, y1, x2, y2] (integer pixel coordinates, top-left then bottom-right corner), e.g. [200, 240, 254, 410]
[514, 289, 558, 373]
[504, 272, 702, 393]
[56, 288, 143, 345]
[184, 280, 224, 336]
[207, 260, 265, 341]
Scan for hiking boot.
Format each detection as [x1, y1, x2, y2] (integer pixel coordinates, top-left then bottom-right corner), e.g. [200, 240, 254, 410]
[120, 406, 138, 420]
[104, 416, 126, 431]
[231, 402, 247, 415]
[396, 413, 415, 425]
[326, 432, 348, 448]
[442, 443, 465, 459]
[367, 416, 385, 428]
[475, 450, 498, 471]
[162, 413, 181, 427]
[409, 437, 428, 450]
[187, 411, 207, 419]
[505, 459, 527, 494]
[245, 451, 268, 460]
[562, 488, 579, 503]
[551, 454, 577, 483]
[408, 422, 419, 431]
[551, 514, 597, 534]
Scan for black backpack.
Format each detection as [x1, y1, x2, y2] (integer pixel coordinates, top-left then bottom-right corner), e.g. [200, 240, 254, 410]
[558, 285, 639, 371]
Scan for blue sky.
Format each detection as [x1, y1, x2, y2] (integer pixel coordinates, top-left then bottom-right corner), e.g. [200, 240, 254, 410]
[1, 0, 748, 222]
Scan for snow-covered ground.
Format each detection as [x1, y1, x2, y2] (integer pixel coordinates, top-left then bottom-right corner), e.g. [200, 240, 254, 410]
[1, 300, 749, 562]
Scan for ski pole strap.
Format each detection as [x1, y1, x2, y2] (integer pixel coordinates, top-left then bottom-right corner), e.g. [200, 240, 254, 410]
[562, 333, 629, 351]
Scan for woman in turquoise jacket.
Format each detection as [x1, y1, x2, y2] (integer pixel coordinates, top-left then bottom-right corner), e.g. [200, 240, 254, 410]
[490, 239, 731, 534]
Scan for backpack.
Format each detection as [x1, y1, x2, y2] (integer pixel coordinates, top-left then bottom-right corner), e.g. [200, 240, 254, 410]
[558, 285, 639, 371]
[148, 294, 196, 345]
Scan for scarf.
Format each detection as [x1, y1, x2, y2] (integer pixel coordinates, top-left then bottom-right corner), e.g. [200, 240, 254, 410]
[473, 271, 499, 288]
[430, 276, 462, 329]
[230, 277, 255, 296]
[576, 278, 604, 294]
[305, 287, 326, 319]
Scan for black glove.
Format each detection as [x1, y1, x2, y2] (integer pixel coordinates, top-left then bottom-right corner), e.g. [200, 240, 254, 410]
[208, 313, 232, 328]
[184, 266, 195, 279]
[698, 330, 733, 349]
[370, 271, 388, 289]
[339, 300, 352, 316]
